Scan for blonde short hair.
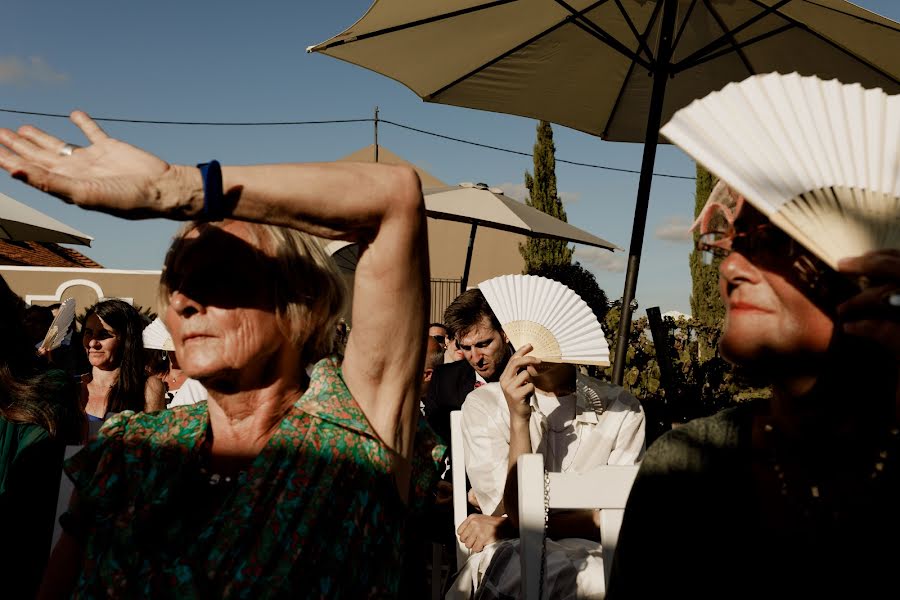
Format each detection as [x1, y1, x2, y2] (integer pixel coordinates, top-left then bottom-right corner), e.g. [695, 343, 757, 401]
[159, 220, 347, 367]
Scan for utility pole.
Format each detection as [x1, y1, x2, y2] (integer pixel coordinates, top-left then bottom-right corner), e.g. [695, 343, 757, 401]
[374, 106, 379, 163]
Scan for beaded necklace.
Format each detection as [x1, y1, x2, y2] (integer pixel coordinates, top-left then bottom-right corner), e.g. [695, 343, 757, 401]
[755, 418, 900, 522]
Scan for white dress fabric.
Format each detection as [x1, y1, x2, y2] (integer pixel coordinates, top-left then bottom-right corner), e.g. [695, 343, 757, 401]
[449, 374, 645, 599]
[165, 377, 209, 408]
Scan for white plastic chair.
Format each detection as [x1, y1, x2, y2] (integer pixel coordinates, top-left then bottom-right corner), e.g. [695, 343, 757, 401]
[449, 410, 470, 570]
[517, 454, 639, 600]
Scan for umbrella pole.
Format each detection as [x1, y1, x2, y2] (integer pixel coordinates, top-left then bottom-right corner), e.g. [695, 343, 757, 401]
[611, 0, 678, 386]
[460, 222, 478, 294]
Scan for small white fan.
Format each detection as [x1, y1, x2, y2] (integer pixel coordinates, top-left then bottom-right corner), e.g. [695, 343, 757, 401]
[660, 72, 900, 269]
[478, 274, 609, 366]
[142, 317, 175, 351]
[40, 298, 75, 352]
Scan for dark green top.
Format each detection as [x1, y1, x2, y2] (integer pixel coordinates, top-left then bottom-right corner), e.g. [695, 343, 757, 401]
[608, 402, 900, 599]
[0, 370, 73, 599]
[64, 356, 444, 599]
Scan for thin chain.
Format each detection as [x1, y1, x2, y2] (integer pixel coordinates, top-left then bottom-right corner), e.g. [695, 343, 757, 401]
[539, 470, 550, 600]
[761, 421, 900, 518]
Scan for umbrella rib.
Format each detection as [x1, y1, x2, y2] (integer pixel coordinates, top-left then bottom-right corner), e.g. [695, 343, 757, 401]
[674, 23, 794, 73]
[747, 0, 900, 86]
[602, 0, 664, 138]
[312, 0, 517, 50]
[671, 0, 701, 53]
[427, 0, 615, 100]
[703, 0, 756, 76]
[555, 0, 652, 70]
[613, 0, 655, 61]
[672, 0, 793, 71]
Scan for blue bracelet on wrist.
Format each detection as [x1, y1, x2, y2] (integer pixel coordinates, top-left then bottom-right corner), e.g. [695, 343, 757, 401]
[196, 160, 225, 221]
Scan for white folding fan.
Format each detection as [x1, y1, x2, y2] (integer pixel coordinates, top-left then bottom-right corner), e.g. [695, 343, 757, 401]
[478, 274, 609, 366]
[39, 298, 75, 352]
[142, 316, 175, 351]
[660, 72, 900, 269]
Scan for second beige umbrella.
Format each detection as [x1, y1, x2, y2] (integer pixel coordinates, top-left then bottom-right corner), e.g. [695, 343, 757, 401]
[425, 182, 618, 292]
[325, 183, 618, 293]
[0, 191, 93, 246]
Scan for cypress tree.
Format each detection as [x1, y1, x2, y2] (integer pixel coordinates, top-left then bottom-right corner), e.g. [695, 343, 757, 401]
[519, 121, 573, 270]
[689, 163, 725, 358]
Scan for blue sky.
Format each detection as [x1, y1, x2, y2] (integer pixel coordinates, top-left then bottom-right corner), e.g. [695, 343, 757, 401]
[1, 0, 897, 316]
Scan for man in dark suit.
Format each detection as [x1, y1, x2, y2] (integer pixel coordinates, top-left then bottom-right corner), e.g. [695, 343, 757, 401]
[422, 289, 512, 553]
[424, 288, 511, 444]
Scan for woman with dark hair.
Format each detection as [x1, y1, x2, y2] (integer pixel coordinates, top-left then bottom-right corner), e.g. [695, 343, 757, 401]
[0, 275, 79, 598]
[80, 300, 165, 424]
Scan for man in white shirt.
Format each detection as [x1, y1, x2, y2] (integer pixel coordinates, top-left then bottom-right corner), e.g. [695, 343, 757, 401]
[451, 344, 645, 598]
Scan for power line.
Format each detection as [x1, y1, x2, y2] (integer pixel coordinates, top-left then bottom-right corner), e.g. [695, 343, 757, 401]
[0, 107, 695, 180]
[0, 108, 370, 126]
[381, 119, 694, 180]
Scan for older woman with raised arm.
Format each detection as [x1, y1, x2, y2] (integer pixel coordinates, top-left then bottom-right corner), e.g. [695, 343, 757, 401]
[0, 111, 428, 598]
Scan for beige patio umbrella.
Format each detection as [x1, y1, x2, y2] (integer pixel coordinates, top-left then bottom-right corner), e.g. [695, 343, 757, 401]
[309, 0, 900, 383]
[426, 182, 618, 291]
[0, 191, 93, 246]
[325, 183, 618, 291]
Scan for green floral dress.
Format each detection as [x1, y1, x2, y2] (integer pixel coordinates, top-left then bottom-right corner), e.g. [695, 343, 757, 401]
[63, 356, 444, 598]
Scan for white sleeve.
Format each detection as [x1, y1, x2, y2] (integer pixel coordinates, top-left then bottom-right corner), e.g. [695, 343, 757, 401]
[607, 389, 646, 465]
[460, 386, 510, 516]
[167, 378, 209, 409]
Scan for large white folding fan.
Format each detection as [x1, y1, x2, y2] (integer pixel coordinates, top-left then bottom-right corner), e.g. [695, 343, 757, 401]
[39, 298, 75, 352]
[142, 316, 175, 351]
[660, 72, 900, 269]
[478, 274, 609, 366]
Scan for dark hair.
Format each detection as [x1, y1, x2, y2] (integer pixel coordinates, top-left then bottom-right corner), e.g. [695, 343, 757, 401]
[443, 289, 502, 341]
[424, 340, 445, 372]
[429, 322, 447, 331]
[23, 305, 54, 346]
[84, 299, 150, 414]
[0, 276, 79, 439]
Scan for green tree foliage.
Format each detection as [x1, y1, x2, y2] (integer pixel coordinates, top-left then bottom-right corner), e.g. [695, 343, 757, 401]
[584, 164, 771, 444]
[529, 262, 610, 323]
[519, 120, 573, 270]
[595, 306, 769, 446]
[689, 163, 725, 360]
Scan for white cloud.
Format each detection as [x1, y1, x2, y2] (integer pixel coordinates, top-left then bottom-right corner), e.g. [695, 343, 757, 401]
[0, 56, 69, 85]
[496, 182, 528, 202]
[654, 216, 693, 242]
[495, 182, 579, 205]
[573, 246, 626, 272]
[559, 191, 580, 204]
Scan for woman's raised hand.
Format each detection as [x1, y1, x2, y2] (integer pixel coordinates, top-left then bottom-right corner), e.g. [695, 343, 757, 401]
[0, 111, 184, 220]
